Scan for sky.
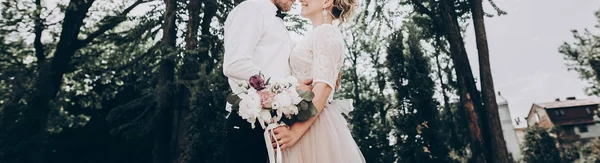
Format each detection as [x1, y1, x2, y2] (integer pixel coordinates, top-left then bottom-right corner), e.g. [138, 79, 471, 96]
[39, 0, 600, 127]
[462, 0, 600, 127]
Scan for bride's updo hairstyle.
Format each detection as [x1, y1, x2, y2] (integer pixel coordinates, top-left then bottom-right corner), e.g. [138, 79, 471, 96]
[331, 0, 356, 23]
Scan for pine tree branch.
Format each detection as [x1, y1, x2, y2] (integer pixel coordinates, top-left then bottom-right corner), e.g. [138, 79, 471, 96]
[410, 0, 434, 19]
[110, 42, 160, 73]
[76, 0, 151, 49]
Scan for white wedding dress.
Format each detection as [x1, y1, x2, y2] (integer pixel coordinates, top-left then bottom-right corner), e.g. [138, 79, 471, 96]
[283, 24, 366, 163]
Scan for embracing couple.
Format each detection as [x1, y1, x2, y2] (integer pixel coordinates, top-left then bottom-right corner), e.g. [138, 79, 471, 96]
[222, 0, 365, 162]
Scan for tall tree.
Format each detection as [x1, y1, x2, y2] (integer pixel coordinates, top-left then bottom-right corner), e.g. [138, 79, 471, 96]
[521, 125, 562, 163]
[469, 0, 510, 162]
[154, 0, 177, 162]
[173, 0, 202, 162]
[387, 23, 453, 162]
[406, 0, 488, 161]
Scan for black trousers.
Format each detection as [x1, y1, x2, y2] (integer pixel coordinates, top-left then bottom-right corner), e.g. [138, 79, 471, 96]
[224, 111, 268, 163]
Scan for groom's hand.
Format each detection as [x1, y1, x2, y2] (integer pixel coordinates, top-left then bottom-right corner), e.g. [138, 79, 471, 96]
[271, 126, 299, 150]
[296, 79, 313, 91]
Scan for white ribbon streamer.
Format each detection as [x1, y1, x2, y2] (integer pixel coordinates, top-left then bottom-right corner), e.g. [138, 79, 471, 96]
[330, 99, 354, 116]
[264, 123, 284, 163]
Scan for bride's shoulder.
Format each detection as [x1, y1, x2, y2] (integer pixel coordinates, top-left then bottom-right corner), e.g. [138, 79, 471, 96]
[312, 24, 341, 35]
[309, 24, 343, 42]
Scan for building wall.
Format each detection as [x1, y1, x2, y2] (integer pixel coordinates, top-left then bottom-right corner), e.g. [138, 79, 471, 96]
[515, 128, 526, 145]
[498, 103, 522, 161]
[527, 105, 554, 128]
[575, 123, 600, 139]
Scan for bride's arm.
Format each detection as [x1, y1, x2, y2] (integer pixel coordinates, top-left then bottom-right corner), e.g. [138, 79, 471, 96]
[273, 82, 332, 149]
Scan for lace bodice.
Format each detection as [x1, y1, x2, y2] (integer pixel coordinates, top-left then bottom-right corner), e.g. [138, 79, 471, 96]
[290, 24, 345, 101]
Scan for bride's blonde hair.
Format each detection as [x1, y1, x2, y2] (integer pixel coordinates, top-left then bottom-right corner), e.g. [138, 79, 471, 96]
[331, 0, 356, 23]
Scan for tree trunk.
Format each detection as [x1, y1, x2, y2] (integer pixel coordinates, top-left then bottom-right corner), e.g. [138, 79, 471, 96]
[438, 0, 488, 162]
[34, 0, 45, 66]
[470, 0, 510, 162]
[200, 0, 217, 73]
[154, 0, 177, 163]
[173, 0, 201, 162]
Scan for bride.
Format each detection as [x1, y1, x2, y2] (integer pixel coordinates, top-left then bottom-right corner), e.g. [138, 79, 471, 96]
[270, 0, 366, 162]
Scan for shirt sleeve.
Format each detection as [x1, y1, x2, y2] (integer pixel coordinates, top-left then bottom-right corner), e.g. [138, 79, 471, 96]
[311, 25, 344, 89]
[222, 2, 264, 82]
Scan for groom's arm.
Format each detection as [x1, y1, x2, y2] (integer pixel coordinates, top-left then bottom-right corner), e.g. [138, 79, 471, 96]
[223, 2, 263, 82]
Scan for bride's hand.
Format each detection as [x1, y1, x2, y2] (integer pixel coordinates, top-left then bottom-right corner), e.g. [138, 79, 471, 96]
[296, 79, 313, 91]
[271, 126, 300, 150]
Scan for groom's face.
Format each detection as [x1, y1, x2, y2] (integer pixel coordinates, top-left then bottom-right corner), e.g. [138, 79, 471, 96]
[274, 0, 295, 12]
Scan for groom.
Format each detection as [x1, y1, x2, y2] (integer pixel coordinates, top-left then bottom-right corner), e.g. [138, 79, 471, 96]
[222, 0, 311, 162]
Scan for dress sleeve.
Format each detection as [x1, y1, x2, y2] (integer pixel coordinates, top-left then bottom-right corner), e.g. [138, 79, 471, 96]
[311, 25, 344, 89]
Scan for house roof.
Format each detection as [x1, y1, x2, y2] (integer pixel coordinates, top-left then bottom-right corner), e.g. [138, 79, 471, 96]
[525, 98, 600, 121]
[534, 98, 600, 109]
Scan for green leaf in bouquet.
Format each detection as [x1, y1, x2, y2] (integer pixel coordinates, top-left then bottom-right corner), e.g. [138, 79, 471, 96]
[266, 77, 271, 85]
[307, 102, 318, 116]
[298, 101, 308, 110]
[227, 94, 241, 106]
[297, 90, 314, 101]
[296, 108, 311, 122]
[296, 101, 318, 122]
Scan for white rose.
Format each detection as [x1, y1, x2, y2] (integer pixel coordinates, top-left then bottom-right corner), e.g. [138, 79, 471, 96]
[287, 89, 303, 105]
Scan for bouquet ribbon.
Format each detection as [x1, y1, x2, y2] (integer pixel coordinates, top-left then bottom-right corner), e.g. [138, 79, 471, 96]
[264, 123, 285, 163]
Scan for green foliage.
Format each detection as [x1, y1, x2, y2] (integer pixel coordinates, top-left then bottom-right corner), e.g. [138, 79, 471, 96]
[386, 21, 454, 163]
[559, 10, 600, 96]
[580, 138, 600, 162]
[521, 125, 562, 163]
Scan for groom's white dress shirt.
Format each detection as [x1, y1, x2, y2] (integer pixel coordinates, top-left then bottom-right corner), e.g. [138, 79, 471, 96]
[223, 0, 294, 112]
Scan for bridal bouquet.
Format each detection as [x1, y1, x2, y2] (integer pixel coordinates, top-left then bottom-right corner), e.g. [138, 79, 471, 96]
[227, 73, 317, 163]
[227, 72, 318, 129]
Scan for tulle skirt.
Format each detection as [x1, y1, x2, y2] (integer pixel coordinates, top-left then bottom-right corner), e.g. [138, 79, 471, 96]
[282, 99, 366, 163]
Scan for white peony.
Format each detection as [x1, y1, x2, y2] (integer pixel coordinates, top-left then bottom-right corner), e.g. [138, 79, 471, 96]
[237, 88, 262, 129]
[260, 109, 273, 124]
[272, 92, 293, 109]
[287, 89, 303, 105]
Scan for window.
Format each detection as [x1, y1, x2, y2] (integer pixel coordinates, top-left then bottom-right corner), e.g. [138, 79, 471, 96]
[535, 113, 540, 122]
[554, 110, 565, 116]
[578, 125, 589, 133]
[586, 108, 592, 114]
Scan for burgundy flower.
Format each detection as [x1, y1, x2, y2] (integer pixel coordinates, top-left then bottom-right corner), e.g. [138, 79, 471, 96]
[249, 74, 266, 91]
